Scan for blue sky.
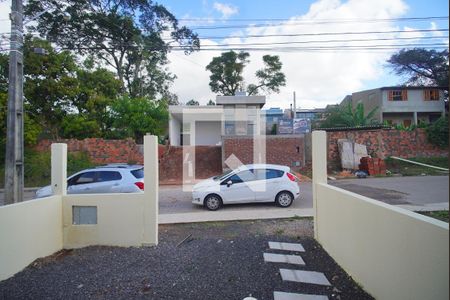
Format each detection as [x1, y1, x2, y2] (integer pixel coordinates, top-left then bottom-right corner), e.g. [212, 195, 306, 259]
[158, 0, 449, 108]
[0, 0, 447, 109]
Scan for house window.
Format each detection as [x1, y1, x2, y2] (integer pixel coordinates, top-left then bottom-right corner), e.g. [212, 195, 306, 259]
[424, 89, 440, 101]
[388, 90, 407, 101]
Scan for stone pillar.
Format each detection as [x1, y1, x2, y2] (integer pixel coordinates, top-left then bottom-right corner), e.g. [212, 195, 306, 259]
[143, 135, 158, 246]
[312, 131, 327, 239]
[51, 143, 67, 196]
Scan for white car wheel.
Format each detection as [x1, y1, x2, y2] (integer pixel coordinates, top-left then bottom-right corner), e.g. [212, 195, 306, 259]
[204, 194, 222, 211]
[276, 191, 293, 207]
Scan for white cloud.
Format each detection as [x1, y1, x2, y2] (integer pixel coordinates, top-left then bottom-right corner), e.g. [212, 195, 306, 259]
[168, 0, 412, 108]
[213, 2, 238, 19]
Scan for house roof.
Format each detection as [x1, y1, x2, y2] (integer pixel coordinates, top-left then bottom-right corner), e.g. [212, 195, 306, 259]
[379, 86, 448, 90]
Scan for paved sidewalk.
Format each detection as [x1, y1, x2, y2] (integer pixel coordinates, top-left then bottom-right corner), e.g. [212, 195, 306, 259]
[159, 207, 313, 224]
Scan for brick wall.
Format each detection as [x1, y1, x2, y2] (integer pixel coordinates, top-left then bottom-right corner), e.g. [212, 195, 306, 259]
[35, 138, 144, 164]
[159, 146, 222, 184]
[35, 139, 221, 184]
[327, 128, 448, 169]
[222, 135, 305, 170]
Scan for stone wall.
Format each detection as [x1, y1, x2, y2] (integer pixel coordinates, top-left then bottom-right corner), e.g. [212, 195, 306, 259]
[222, 135, 305, 170]
[327, 128, 448, 169]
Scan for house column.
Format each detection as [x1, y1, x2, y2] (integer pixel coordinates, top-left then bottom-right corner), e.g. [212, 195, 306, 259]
[413, 111, 418, 125]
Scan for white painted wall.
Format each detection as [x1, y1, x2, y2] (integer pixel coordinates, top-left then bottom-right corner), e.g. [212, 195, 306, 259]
[312, 131, 449, 300]
[0, 136, 159, 281]
[0, 196, 63, 281]
[63, 193, 147, 248]
[169, 115, 181, 146]
[194, 121, 222, 145]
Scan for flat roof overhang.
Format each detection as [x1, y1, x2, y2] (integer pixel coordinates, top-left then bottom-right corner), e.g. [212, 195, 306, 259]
[169, 105, 224, 122]
[216, 95, 266, 107]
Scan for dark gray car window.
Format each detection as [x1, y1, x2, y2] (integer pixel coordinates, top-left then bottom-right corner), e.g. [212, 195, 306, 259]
[131, 168, 144, 179]
[255, 169, 284, 180]
[74, 171, 97, 185]
[98, 171, 122, 182]
[222, 169, 255, 184]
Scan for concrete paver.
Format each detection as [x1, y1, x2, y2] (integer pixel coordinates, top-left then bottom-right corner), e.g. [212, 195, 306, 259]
[274, 291, 328, 300]
[263, 253, 305, 265]
[269, 242, 305, 252]
[280, 269, 331, 286]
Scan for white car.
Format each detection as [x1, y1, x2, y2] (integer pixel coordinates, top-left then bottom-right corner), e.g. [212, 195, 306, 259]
[192, 164, 300, 210]
[35, 164, 144, 198]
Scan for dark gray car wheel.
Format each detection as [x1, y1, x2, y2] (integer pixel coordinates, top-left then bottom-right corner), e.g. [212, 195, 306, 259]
[204, 194, 222, 211]
[275, 191, 293, 207]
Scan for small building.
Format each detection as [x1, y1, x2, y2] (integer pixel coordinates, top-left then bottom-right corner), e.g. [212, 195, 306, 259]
[168, 93, 266, 146]
[346, 86, 447, 126]
[262, 107, 284, 134]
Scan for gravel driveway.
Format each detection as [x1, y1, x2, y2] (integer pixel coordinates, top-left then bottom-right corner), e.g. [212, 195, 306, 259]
[0, 218, 372, 300]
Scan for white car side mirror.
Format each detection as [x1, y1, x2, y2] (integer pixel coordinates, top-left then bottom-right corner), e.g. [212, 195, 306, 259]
[227, 180, 233, 187]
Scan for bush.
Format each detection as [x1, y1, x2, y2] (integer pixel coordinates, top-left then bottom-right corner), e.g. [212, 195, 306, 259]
[0, 149, 96, 188]
[426, 117, 449, 148]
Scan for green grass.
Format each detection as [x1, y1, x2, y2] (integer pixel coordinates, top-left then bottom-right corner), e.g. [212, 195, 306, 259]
[417, 210, 449, 223]
[385, 156, 449, 176]
[0, 149, 96, 188]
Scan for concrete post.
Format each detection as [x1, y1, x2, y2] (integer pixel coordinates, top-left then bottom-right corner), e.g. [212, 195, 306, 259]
[143, 135, 158, 246]
[51, 143, 67, 196]
[312, 131, 327, 239]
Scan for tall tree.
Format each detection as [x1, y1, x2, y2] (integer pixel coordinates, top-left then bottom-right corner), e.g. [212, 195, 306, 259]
[25, 0, 200, 98]
[206, 51, 249, 96]
[387, 48, 449, 87]
[247, 55, 286, 95]
[73, 67, 122, 134]
[23, 36, 79, 138]
[206, 51, 286, 96]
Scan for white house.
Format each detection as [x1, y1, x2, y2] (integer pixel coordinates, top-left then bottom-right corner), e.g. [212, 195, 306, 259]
[168, 93, 266, 146]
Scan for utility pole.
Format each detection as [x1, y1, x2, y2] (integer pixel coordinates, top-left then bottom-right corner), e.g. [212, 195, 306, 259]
[4, 0, 24, 204]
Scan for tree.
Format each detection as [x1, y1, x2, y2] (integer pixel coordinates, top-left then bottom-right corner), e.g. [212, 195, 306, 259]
[26, 0, 200, 98]
[109, 96, 168, 143]
[247, 55, 286, 95]
[23, 36, 79, 139]
[206, 51, 249, 96]
[207, 99, 215, 105]
[23, 36, 122, 139]
[72, 67, 122, 135]
[0, 53, 42, 149]
[206, 51, 286, 96]
[426, 116, 448, 148]
[387, 48, 449, 87]
[320, 103, 379, 128]
[186, 99, 200, 106]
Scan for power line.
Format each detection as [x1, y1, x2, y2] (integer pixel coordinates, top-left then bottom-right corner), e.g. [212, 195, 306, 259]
[180, 16, 449, 23]
[193, 28, 449, 40]
[198, 35, 449, 48]
[190, 16, 449, 30]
